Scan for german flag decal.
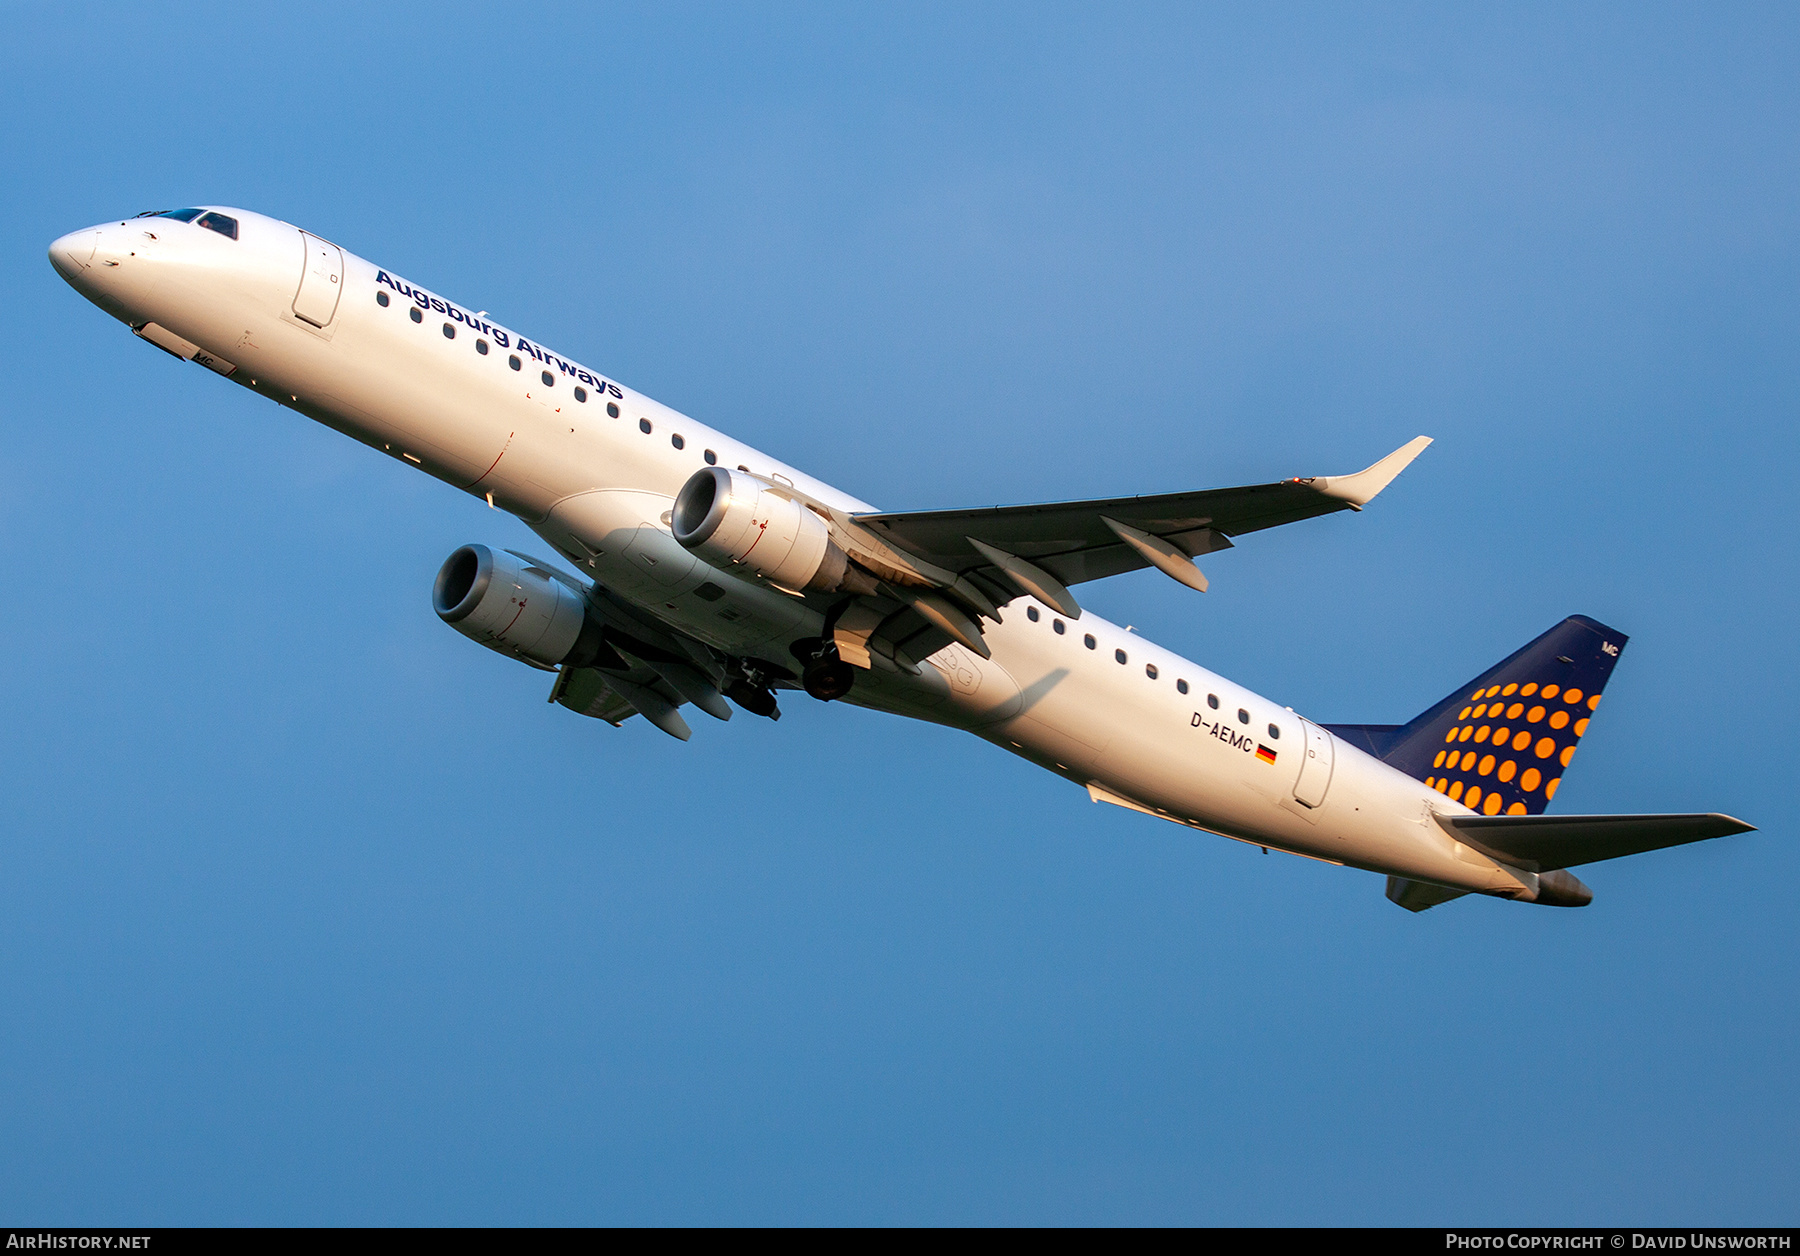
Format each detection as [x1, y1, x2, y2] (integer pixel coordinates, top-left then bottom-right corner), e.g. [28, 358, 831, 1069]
[1256, 744, 1278, 764]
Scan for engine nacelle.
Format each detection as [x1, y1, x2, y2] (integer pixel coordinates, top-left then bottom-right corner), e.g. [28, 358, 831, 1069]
[671, 467, 851, 592]
[433, 543, 590, 667]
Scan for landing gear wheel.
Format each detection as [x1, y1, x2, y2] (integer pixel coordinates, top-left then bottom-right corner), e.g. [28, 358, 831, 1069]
[802, 659, 856, 702]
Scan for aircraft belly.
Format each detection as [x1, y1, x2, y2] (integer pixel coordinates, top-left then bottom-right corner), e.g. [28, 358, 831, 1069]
[924, 645, 1024, 727]
[996, 668, 1115, 774]
[979, 618, 1518, 883]
[838, 663, 956, 724]
[532, 490, 814, 656]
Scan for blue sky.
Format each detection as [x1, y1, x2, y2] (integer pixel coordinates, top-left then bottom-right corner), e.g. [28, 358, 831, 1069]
[3, 1, 1795, 1224]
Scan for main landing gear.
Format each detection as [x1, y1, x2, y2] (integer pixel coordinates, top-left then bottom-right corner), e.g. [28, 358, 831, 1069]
[793, 638, 855, 702]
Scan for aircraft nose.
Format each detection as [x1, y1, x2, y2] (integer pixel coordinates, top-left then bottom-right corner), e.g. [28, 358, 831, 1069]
[48, 227, 100, 283]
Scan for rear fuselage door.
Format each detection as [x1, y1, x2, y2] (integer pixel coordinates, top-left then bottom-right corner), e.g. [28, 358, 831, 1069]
[1292, 717, 1335, 808]
[293, 231, 345, 328]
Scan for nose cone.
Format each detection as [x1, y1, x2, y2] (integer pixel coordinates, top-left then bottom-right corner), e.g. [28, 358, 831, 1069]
[48, 227, 101, 285]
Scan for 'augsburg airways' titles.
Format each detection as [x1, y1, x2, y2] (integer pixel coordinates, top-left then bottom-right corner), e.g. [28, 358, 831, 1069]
[375, 270, 625, 399]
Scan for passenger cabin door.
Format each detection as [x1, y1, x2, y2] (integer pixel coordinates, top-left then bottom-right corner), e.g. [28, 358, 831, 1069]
[293, 231, 345, 328]
[1292, 718, 1335, 809]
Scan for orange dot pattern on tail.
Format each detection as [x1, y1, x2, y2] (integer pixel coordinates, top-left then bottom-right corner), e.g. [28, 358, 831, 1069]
[1425, 689, 1597, 813]
[1322, 616, 1627, 818]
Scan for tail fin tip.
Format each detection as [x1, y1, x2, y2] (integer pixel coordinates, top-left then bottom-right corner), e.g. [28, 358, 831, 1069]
[1360, 614, 1630, 816]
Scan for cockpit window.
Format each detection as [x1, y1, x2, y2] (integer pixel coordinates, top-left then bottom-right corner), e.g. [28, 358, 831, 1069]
[196, 212, 239, 240]
[156, 208, 204, 222]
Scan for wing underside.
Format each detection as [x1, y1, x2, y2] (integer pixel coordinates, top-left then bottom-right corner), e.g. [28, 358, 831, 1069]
[512, 552, 790, 740]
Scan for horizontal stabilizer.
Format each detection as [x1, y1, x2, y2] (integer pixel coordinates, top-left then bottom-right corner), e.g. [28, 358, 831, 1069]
[1385, 877, 1470, 912]
[1438, 813, 1754, 871]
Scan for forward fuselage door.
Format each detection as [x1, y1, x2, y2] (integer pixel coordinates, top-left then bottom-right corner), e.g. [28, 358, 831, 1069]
[1292, 717, 1335, 809]
[292, 231, 345, 328]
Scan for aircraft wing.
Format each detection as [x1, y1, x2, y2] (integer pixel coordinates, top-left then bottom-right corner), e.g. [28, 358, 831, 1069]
[554, 666, 645, 727]
[851, 437, 1431, 612]
[511, 549, 777, 740]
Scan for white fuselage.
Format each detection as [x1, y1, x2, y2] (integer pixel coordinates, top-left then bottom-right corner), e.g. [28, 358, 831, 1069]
[51, 207, 1524, 899]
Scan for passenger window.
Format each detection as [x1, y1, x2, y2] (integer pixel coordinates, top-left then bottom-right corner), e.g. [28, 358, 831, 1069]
[639, 419, 652, 434]
[1083, 634, 1096, 650]
[574, 386, 587, 401]
[1145, 663, 1158, 679]
[606, 402, 620, 418]
[1026, 606, 1039, 622]
[376, 291, 390, 307]
[1207, 694, 1220, 710]
[704, 449, 717, 465]
[1114, 649, 1127, 664]
[671, 434, 685, 450]
[1238, 709, 1250, 724]
[541, 371, 555, 387]
[508, 355, 521, 370]
[409, 307, 422, 323]
[1267, 724, 1280, 739]
[476, 340, 488, 355]
[1053, 619, 1065, 635]
[195, 212, 238, 239]
[442, 323, 455, 339]
[1176, 679, 1188, 694]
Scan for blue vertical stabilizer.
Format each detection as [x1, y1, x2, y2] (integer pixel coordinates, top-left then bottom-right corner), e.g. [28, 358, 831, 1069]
[1326, 615, 1628, 816]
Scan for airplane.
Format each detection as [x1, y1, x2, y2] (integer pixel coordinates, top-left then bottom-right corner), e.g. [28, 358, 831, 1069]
[48, 205, 1754, 912]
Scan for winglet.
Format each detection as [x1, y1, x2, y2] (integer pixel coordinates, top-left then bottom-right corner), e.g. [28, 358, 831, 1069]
[1309, 436, 1433, 509]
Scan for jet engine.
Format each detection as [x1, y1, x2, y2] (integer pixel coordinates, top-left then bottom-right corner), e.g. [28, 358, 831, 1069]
[433, 543, 597, 668]
[433, 542, 783, 726]
[672, 467, 857, 592]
